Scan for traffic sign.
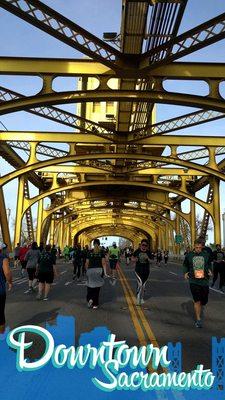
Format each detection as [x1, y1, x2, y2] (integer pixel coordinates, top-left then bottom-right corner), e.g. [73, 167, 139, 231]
[175, 234, 183, 244]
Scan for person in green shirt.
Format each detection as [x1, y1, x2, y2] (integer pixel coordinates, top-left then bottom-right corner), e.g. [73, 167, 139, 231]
[183, 239, 212, 328]
[108, 242, 120, 281]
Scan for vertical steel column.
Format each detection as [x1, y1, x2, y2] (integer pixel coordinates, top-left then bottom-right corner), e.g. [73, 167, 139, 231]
[59, 219, 65, 249]
[36, 197, 43, 245]
[14, 175, 25, 247]
[175, 213, 181, 256]
[165, 211, 170, 250]
[190, 201, 196, 248]
[49, 216, 55, 245]
[68, 224, 72, 247]
[0, 186, 12, 251]
[213, 178, 221, 244]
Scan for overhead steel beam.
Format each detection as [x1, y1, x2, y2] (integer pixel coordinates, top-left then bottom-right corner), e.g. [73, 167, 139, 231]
[0, 0, 124, 71]
[36, 165, 206, 176]
[2, 90, 225, 116]
[0, 57, 115, 77]
[0, 85, 115, 137]
[0, 131, 114, 144]
[0, 142, 43, 188]
[2, 131, 225, 147]
[3, 57, 225, 80]
[130, 109, 225, 140]
[140, 12, 225, 70]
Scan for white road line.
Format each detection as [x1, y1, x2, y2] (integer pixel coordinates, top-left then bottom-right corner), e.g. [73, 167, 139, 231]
[168, 271, 178, 276]
[60, 271, 67, 275]
[16, 279, 27, 285]
[65, 281, 73, 286]
[13, 276, 25, 282]
[210, 287, 224, 295]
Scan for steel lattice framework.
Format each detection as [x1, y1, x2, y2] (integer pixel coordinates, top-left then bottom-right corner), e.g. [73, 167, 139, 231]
[0, 0, 225, 251]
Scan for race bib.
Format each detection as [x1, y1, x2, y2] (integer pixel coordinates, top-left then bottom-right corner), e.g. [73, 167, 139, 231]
[193, 256, 205, 279]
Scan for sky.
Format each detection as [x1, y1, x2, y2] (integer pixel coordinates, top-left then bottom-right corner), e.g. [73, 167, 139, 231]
[0, 0, 225, 246]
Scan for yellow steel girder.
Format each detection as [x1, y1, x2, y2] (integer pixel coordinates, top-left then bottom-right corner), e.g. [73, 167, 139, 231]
[1, 57, 225, 80]
[2, 131, 225, 147]
[17, 180, 211, 219]
[1, 89, 225, 116]
[0, 153, 223, 187]
[71, 219, 157, 241]
[40, 195, 190, 225]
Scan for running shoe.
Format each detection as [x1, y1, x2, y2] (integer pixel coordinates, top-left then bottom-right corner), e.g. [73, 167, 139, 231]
[88, 299, 93, 308]
[136, 296, 141, 306]
[93, 306, 98, 309]
[43, 297, 49, 301]
[195, 320, 202, 328]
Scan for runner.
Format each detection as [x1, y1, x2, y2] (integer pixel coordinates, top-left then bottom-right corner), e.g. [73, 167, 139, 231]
[125, 247, 130, 265]
[198, 236, 213, 262]
[211, 244, 225, 293]
[108, 242, 120, 281]
[81, 245, 89, 277]
[132, 239, 153, 306]
[18, 243, 28, 277]
[63, 245, 70, 262]
[164, 250, 169, 266]
[24, 241, 40, 293]
[72, 244, 83, 282]
[183, 239, 212, 328]
[156, 249, 162, 266]
[0, 242, 12, 333]
[85, 238, 106, 309]
[51, 244, 58, 265]
[14, 243, 20, 268]
[36, 244, 58, 301]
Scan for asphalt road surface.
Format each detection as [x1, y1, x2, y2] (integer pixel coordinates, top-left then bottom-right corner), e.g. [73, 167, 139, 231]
[4, 257, 225, 371]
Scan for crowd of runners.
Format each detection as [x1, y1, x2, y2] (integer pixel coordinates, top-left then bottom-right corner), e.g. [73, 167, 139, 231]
[0, 236, 225, 333]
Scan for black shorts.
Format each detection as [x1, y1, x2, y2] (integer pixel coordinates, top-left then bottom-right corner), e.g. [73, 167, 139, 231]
[109, 259, 118, 270]
[0, 293, 6, 326]
[38, 271, 54, 284]
[27, 268, 36, 281]
[21, 260, 27, 269]
[190, 283, 209, 305]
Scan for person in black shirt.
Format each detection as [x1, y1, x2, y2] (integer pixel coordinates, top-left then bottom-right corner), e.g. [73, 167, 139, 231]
[164, 250, 169, 266]
[72, 244, 83, 282]
[211, 244, 225, 292]
[85, 239, 106, 309]
[81, 245, 89, 276]
[132, 239, 152, 306]
[198, 236, 213, 262]
[36, 244, 58, 301]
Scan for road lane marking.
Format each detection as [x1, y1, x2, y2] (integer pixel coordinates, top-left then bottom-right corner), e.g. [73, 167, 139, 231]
[210, 287, 224, 295]
[118, 265, 186, 399]
[168, 271, 178, 276]
[118, 266, 159, 347]
[16, 278, 27, 285]
[118, 268, 146, 346]
[65, 281, 73, 286]
[60, 271, 67, 275]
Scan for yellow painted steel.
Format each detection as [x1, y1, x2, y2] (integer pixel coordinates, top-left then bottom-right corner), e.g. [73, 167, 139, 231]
[1, 13, 225, 250]
[0, 186, 12, 251]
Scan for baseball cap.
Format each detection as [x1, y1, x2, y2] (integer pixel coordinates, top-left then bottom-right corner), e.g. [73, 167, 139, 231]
[0, 242, 6, 250]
